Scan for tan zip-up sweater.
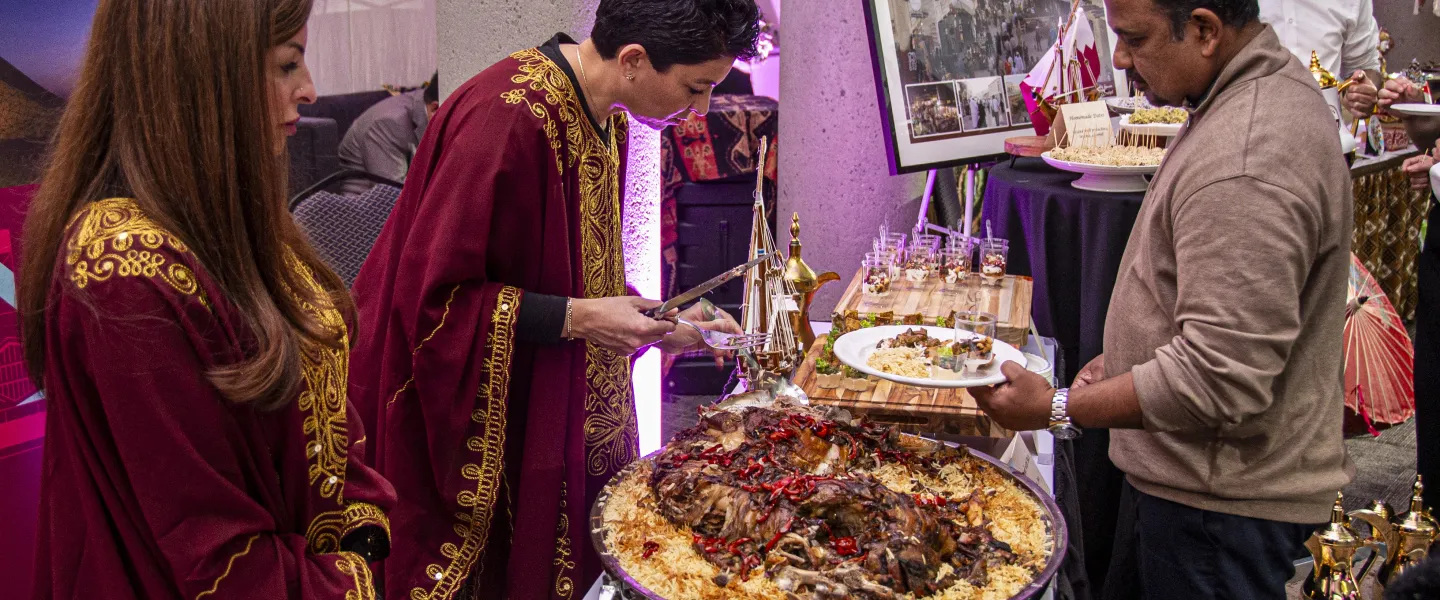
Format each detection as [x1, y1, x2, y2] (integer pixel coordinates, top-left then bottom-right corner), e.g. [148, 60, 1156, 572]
[1104, 26, 1355, 524]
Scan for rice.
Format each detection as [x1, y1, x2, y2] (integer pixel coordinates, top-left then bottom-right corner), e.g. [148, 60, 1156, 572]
[599, 449, 1053, 600]
[867, 347, 931, 378]
[1050, 145, 1165, 167]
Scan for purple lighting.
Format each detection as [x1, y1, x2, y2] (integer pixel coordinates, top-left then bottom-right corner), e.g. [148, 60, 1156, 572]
[624, 120, 663, 454]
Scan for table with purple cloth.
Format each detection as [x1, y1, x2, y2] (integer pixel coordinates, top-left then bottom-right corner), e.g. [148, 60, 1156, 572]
[980, 156, 1142, 598]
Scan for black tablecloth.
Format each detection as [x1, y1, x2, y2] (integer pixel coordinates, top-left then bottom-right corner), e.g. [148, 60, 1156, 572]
[981, 157, 1142, 597]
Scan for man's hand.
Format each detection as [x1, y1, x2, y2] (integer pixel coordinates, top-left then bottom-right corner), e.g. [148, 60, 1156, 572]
[569, 296, 675, 356]
[657, 303, 743, 364]
[1343, 71, 1378, 119]
[1379, 77, 1425, 111]
[969, 362, 1055, 431]
[1403, 153, 1437, 191]
[1073, 354, 1106, 389]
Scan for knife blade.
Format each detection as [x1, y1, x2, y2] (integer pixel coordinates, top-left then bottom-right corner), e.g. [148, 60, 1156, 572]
[645, 253, 771, 319]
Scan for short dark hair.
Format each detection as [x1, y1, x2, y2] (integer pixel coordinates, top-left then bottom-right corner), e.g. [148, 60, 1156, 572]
[424, 71, 439, 104]
[1152, 0, 1259, 39]
[1385, 556, 1440, 600]
[592, 0, 762, 72]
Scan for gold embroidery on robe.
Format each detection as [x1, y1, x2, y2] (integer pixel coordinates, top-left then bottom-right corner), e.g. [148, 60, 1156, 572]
[507, 48, 637, 479]
[336, 551, 378, 600]
[66, 198, 205, 303]
[553, 481, 576, 598]
[411, 286, 520, 600]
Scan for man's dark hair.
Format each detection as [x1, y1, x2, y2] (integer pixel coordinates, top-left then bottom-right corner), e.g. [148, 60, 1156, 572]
[1153, 0, 1259, 39]
[424, 71, 439, 104]
[592, 0, 762, 72]
[1385, 556, 1440, 600]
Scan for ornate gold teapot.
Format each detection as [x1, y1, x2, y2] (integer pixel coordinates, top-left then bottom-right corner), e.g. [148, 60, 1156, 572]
[1373, 477, 1439, 589]
[781, 213, 838, 350]
[1304, 493, 1384, 600]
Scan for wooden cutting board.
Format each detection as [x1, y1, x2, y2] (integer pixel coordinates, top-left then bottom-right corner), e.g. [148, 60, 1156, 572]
[796, 271, 1034, 439]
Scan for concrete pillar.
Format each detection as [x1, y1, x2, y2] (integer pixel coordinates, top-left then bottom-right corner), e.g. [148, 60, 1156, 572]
[436, 0, 600, 98]
[776, 0, 926, 317]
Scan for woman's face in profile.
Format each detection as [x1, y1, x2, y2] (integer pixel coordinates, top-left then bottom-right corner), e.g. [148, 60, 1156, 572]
[267, 25, 316, 153]
[625, 53, 735, 131]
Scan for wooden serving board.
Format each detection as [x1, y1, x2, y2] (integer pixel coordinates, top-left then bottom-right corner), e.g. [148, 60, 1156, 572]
[795, 341, 1012, 439]
[796, 271, 1035, 439]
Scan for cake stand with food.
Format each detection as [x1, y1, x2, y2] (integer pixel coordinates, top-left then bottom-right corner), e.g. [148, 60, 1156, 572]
[590, 397, 1066, 600]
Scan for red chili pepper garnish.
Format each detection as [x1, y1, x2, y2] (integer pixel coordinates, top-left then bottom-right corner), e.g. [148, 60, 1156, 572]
[727, 537, 753, 555]
[768, 429, 795, 442]
[764, 516, 796, 552]
[740, 554, 762, 581]
[692, 534, 703, 544]
[832, 536, 860, 556]
[642, 541, 661, 559]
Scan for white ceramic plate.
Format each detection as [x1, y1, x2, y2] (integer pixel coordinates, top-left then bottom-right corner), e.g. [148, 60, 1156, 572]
[1118, 114, 1184, 137]
[1388, 103, 1440, 118]
[1104, 96, 1150, 114]
[1040, 151, 1159, 193]
[832, 325, 1027, 389]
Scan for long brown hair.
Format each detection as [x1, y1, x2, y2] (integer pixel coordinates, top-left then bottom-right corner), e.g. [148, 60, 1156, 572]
[19, 0, 354, 409]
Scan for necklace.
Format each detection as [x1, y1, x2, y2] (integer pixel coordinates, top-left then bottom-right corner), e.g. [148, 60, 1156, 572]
[573, 45, 608, 134]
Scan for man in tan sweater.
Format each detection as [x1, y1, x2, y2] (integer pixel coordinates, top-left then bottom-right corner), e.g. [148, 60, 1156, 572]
[974, 0, 1354, 596]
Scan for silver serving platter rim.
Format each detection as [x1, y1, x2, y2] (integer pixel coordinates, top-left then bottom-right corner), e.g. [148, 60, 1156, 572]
[587, 421, 1069, 600]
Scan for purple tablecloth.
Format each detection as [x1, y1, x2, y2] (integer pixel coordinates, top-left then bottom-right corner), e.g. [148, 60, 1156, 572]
[981, 157, 1144, 597]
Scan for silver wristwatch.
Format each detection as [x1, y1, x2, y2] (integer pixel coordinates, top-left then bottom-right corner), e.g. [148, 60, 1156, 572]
[1048, 388, 1082, 440]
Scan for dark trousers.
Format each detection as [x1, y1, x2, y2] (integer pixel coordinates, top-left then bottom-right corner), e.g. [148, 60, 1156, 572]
[1416, 195, 1440, 510]
[1102, 481, 1315, 600]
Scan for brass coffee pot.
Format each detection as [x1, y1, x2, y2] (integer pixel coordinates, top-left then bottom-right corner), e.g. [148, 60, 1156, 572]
[1304, 493, 1384, 600]
[781, 213, 838, 350]
[1373, 476, 1439, 589]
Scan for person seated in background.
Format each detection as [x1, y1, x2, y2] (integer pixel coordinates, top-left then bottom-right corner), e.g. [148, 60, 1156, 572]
[336, 71, 438, 194]
[1258, 0, 1382, 119]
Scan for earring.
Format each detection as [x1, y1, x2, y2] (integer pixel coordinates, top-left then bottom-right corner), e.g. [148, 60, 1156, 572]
[626, 73, 634, 80]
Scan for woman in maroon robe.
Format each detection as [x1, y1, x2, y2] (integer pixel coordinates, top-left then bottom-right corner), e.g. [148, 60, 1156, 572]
[19, 1, 394, 598]
[348, 1, 761, 598]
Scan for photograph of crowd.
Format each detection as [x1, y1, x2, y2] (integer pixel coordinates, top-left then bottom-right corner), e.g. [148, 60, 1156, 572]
[1004, 74, 1028, 125]
[881, 0, 1117, 141]
[958, 76, 1009, 131]
[905, 82, 963, 138]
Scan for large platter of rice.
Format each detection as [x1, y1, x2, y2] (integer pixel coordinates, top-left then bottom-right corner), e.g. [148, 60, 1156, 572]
[833, 325, 1028, 389]
[589, 404, 1065, 600]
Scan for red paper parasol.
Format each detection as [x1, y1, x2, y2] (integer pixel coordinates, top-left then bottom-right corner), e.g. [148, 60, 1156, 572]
[1343, 254, 1414, 437]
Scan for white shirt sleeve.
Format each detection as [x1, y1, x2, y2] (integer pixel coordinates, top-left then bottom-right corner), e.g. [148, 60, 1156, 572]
[1341, 0, 1382, 75]
[1430, 161, 1440, 198]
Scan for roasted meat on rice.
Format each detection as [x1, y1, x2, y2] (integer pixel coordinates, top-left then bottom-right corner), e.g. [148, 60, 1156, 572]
[644, 401, 1032, 598]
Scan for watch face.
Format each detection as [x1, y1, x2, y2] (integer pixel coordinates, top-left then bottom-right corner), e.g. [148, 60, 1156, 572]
[1051, 425, 1081, 440]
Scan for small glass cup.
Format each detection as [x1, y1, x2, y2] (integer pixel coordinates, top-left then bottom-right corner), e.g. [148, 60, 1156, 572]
[953, 311, 998, 369]
[862, 255, 893, 297]
[978, 239, 1009, 286]
[940, 242, 973, 287]
[914, 233, 942, 254]
[902, 242, 935, 285]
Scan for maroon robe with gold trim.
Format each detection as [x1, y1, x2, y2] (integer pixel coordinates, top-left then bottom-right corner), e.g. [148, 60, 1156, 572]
[349, 47, 636, 600]
[32, 198, 395, 599]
